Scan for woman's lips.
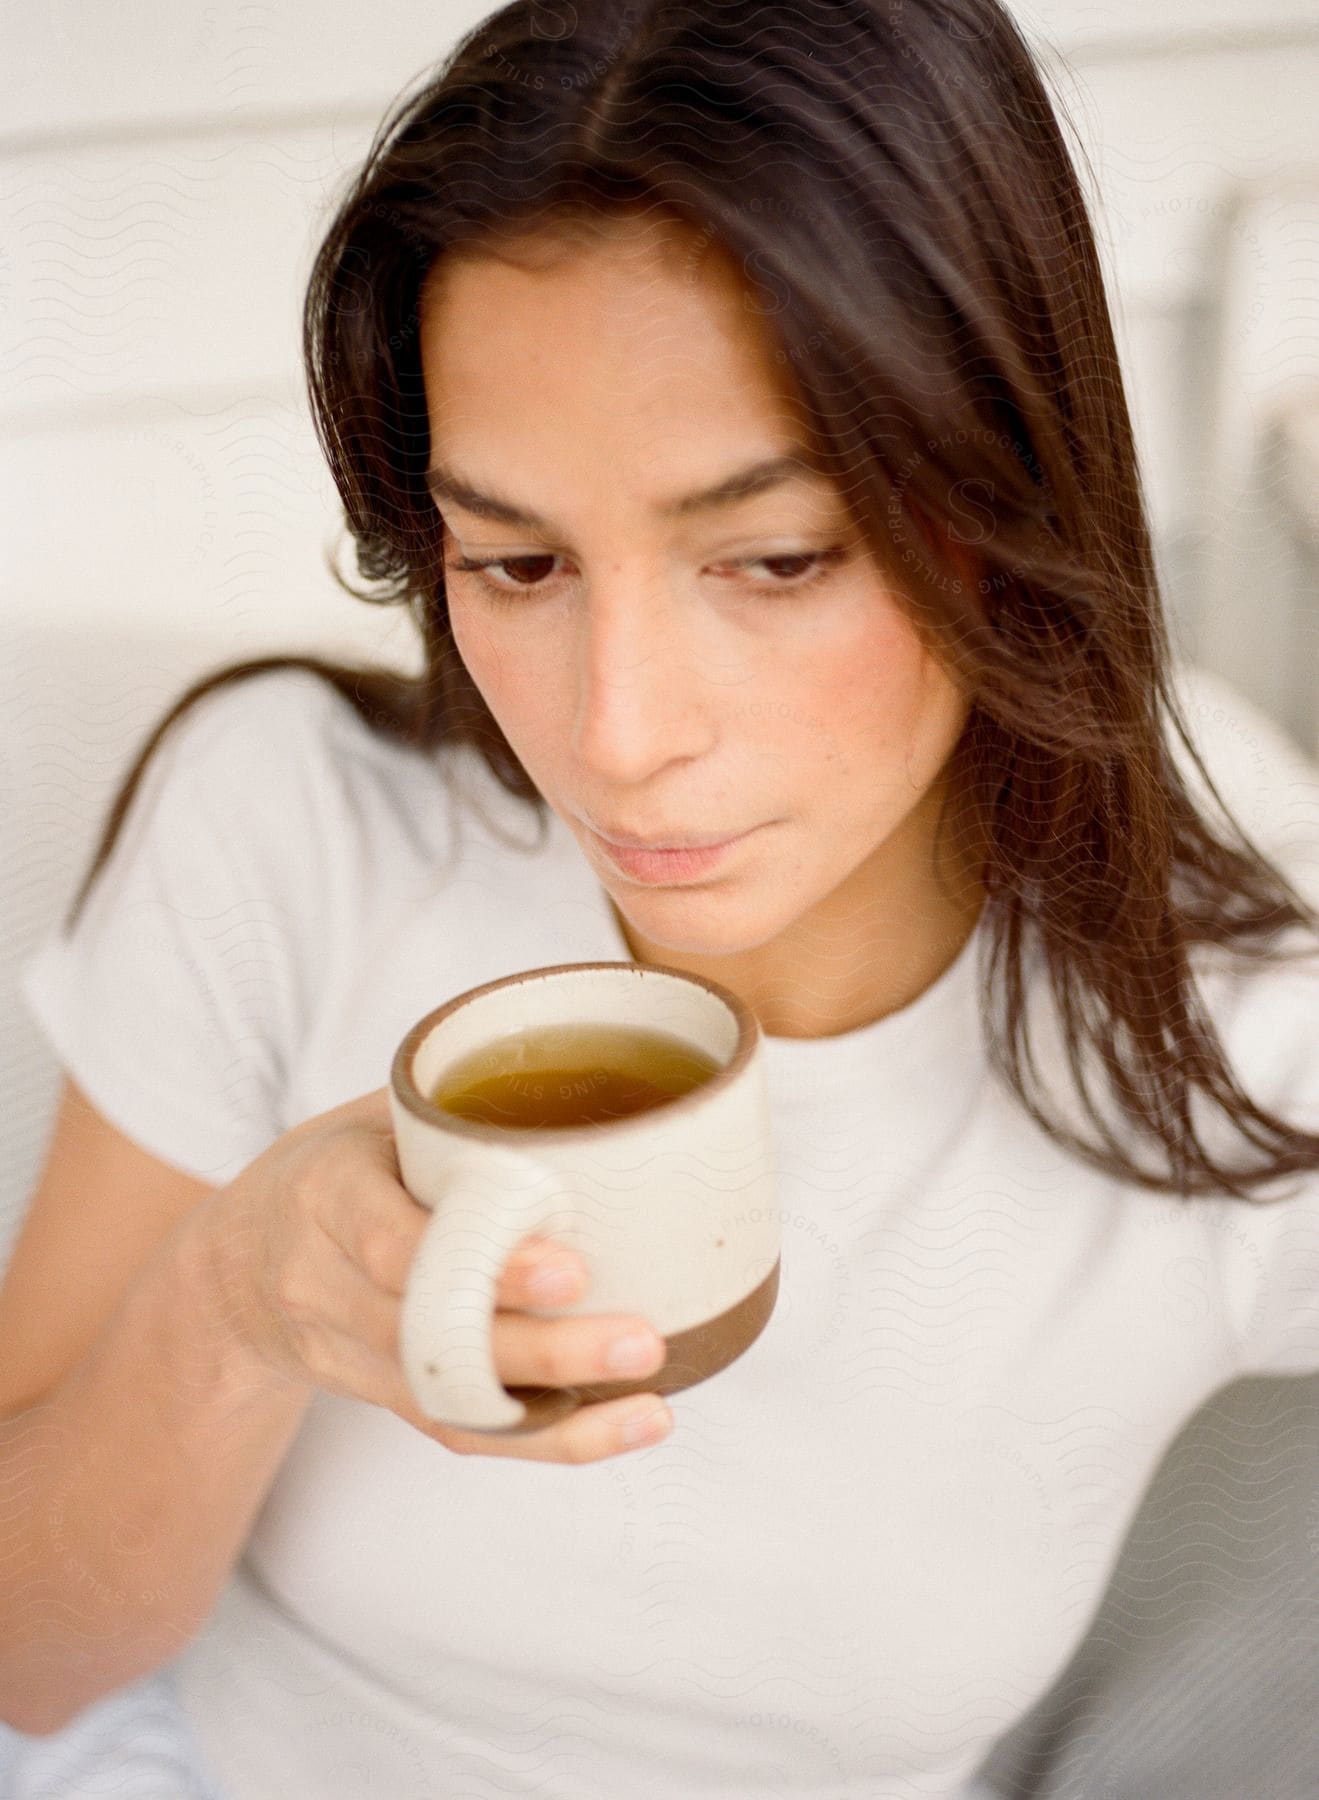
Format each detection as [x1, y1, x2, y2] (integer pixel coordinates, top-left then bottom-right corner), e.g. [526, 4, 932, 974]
[589, 825, 760, 884]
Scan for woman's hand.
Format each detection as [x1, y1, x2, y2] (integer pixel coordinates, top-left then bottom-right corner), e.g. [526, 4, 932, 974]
[190, 1086, 673, 1462]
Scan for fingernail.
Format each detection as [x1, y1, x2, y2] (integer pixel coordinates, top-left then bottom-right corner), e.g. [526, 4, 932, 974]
[606, 1331, 662, 1375]
[622, 1404, 672, 1447]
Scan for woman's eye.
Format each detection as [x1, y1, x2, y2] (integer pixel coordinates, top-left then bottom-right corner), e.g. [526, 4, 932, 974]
[445, 546, 848, 599]
[447, 552, 560, 593]
[732, 549, 849, 588]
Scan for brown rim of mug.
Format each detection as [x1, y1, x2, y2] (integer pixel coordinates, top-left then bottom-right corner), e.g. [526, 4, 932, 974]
[390, 959, 759, 1144]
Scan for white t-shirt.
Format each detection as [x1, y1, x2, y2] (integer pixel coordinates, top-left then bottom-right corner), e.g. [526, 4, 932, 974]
[18, 667, 1319, 1800]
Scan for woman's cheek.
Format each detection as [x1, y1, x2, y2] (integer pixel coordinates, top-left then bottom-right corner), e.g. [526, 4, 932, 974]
[448, 596, 514, 689]
[450, 602, 564, 753]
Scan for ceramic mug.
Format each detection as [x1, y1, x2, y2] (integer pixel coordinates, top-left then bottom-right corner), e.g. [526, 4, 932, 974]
[388, 960, 780, 1433]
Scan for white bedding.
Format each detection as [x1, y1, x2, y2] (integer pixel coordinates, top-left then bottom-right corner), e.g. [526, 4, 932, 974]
[0, 1661, 227, 1800]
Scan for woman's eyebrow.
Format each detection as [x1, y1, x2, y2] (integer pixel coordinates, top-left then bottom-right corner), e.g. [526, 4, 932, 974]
[423, 452, 820, 533]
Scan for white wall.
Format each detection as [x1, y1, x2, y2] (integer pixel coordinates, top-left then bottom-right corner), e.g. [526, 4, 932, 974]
[1023, 14, 1319, 744]
[0, 1, 493, 674]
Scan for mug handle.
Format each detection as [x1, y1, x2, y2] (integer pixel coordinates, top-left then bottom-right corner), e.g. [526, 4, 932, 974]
[398, 1139, 578, 1433]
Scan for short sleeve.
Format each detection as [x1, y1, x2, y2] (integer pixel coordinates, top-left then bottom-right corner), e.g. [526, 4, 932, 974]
[1235, 1130, 1319, 1380]
[1240, 1184, 1319, 1376]
[1208, 940, 1319, 1378]
[17, 670, 330, 1186]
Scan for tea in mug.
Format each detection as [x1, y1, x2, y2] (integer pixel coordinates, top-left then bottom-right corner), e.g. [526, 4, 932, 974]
[431, 1021, 721, 1129]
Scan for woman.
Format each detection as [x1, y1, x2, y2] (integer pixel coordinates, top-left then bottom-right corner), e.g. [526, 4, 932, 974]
[5, 2, 1319, 1795]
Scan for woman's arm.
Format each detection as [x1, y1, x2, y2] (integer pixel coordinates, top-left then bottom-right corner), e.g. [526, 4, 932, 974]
[0, 1200, 314, 1736]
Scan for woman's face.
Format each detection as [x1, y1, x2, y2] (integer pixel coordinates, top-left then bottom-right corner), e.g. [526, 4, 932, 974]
[417, 211, 981, 1025]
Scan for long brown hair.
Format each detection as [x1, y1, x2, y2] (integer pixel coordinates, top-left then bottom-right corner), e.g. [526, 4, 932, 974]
[64, 0, 1319, 1200]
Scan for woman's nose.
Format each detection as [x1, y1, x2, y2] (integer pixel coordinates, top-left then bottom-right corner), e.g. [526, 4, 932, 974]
[570, 577, 715, 782]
